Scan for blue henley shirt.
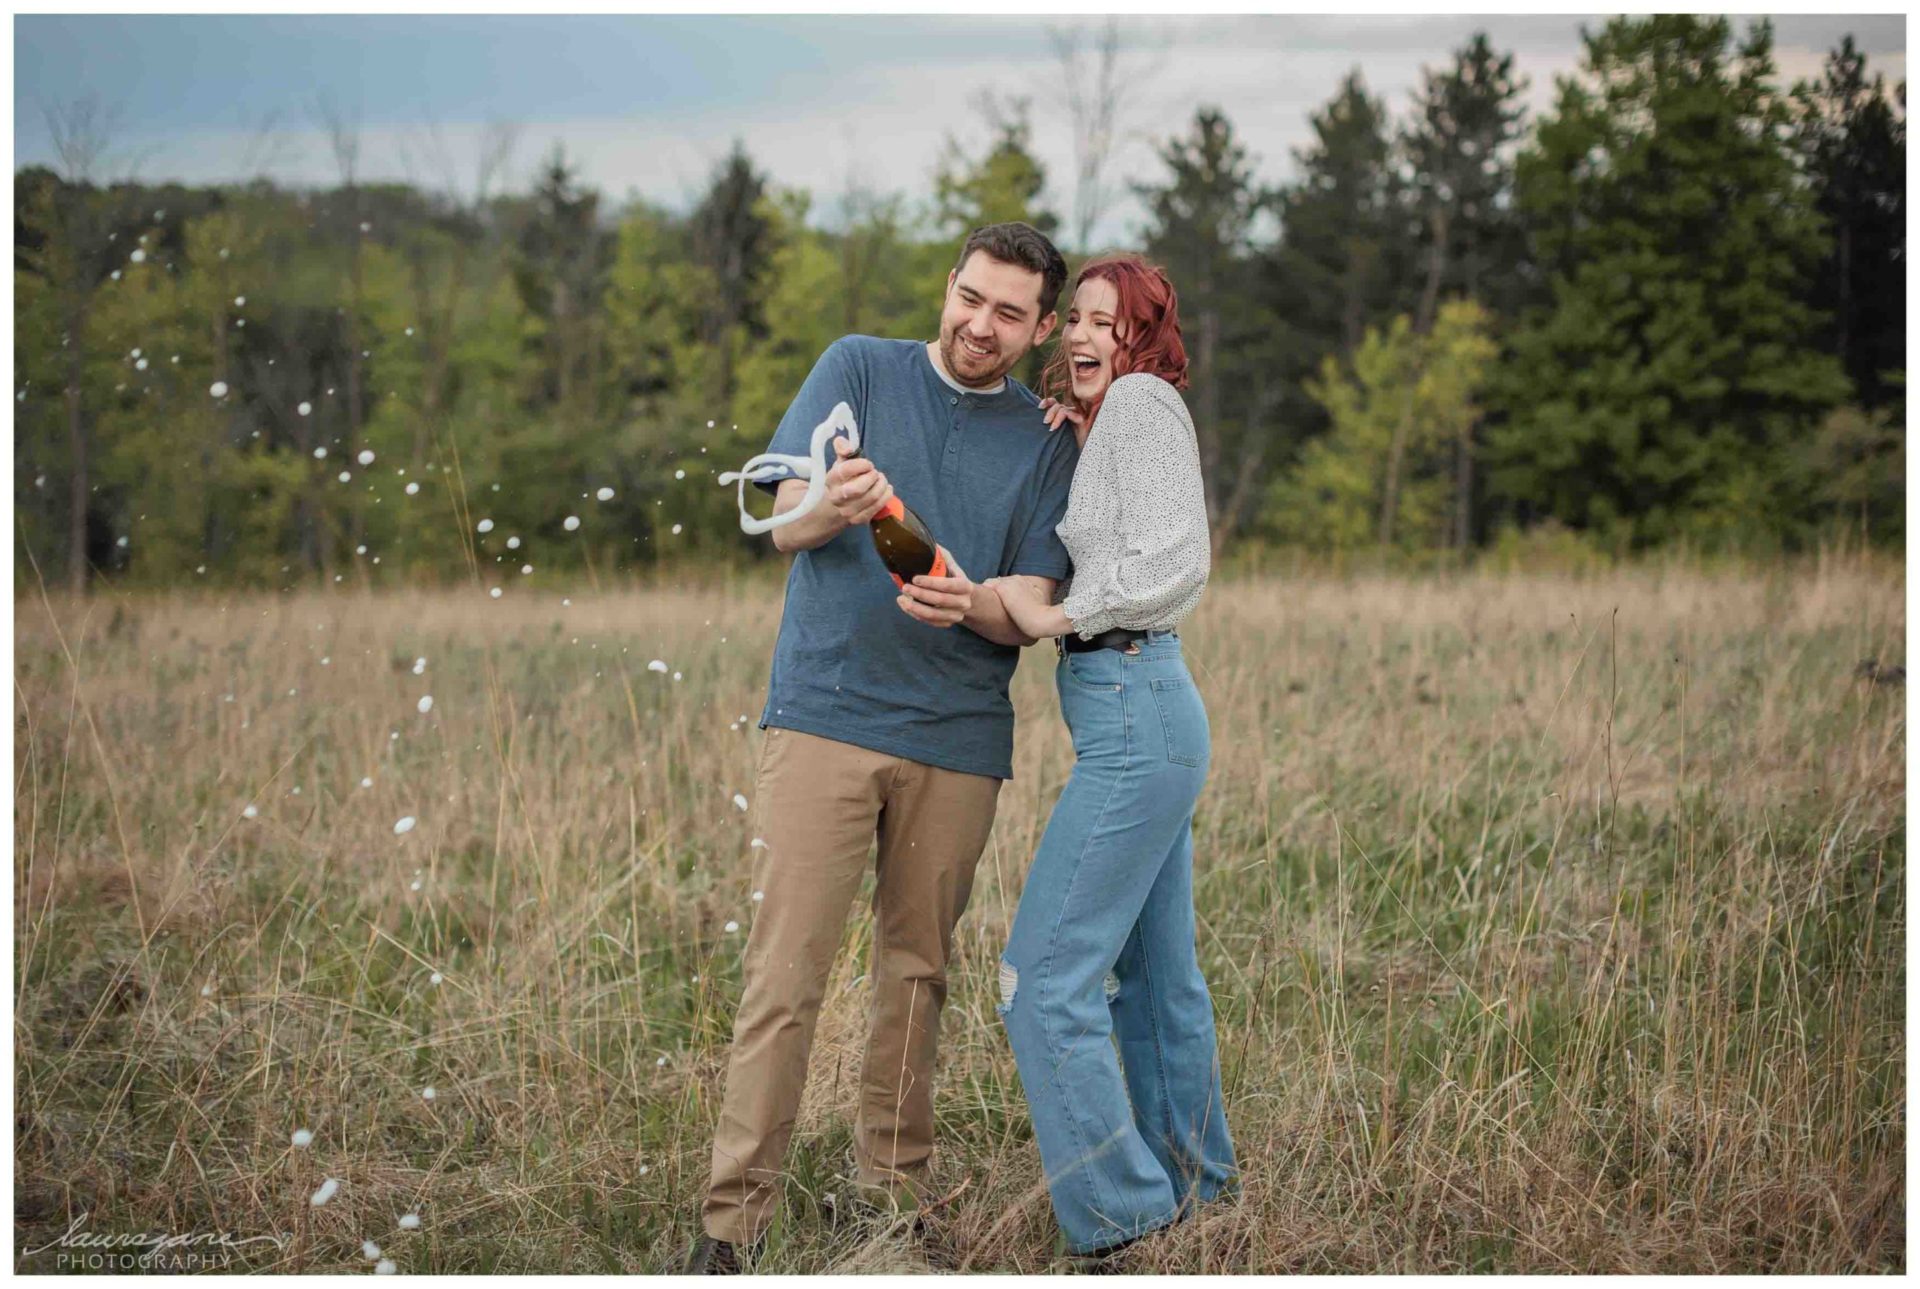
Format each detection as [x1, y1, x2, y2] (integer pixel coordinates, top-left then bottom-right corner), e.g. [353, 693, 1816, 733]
[752, 335, 1078, 780]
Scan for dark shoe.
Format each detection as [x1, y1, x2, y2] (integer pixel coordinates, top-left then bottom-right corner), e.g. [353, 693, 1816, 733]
[1072, 1220, 1172, 1274]
[912, 1210, 962, 1272]
[1069, 1232, 1134, 1274]
[684, 1234, 743, 1275]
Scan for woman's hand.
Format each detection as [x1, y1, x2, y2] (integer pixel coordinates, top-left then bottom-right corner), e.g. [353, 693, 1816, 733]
[1038, 397, 1087, 435]
[987, 575, 1073, 640]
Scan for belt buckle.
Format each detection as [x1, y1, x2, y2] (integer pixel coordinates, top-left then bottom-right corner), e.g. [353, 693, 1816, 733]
[1053, 635, 1066, 658]
[1122, 640, 1141, 655]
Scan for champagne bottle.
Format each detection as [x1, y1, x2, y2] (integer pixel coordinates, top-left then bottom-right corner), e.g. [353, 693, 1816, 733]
[844, 438, 947, 588]
[870, 494, 946, 588]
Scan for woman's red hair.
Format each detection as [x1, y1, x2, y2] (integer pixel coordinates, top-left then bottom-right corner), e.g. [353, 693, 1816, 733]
[1041, 253, 1190, 428]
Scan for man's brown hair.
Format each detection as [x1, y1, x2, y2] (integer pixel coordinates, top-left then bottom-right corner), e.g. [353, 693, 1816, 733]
[953, 222, 1068, 317]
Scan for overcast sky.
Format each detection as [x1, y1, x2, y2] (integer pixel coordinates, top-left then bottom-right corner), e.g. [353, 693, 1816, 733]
[14, 13, 1907, 248]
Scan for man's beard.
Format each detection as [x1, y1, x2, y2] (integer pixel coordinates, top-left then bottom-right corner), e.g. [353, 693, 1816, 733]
[940, 326, 1022, 388]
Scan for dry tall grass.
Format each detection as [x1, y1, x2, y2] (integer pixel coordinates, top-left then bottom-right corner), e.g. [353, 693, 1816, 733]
[13, 553, 1904, 1272]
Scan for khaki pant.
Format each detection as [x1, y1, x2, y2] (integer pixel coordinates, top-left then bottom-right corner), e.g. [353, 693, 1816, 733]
[702, 726, 1003, 1245]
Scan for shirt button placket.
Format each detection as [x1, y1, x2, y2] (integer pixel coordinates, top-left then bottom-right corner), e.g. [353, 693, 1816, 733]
[940, 398, 964, 484]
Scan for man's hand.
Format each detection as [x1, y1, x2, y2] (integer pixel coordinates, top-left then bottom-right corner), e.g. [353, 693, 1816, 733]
[897, 546, 973, 628]
[826, 436, 895, 526]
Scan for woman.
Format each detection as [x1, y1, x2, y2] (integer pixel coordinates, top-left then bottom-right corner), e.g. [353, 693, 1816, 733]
[984, 254, 1237, 1261]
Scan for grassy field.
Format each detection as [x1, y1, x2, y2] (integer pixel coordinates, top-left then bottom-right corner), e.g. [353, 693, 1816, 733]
[12, 553, 1905, 1273]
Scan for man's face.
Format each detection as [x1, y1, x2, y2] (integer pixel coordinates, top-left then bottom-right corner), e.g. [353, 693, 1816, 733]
[936, 252, 1058, 388]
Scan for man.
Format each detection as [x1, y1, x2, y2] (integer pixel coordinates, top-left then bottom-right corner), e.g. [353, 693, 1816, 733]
[687, 222, 1075, 1273]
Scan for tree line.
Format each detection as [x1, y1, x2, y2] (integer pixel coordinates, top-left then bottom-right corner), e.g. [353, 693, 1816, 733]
[14, 16, 1904, 595]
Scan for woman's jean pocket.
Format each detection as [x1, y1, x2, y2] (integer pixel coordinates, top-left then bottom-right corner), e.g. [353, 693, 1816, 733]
[1149, 675, 1206, 767]
[1061, 650, 1123, 691]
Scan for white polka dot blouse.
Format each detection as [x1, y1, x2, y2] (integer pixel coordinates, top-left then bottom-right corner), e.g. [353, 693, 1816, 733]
[1055, 372, 1211, 640]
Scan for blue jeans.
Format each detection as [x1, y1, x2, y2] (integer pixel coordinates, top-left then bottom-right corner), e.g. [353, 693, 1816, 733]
[997, 631, 1238, 1254]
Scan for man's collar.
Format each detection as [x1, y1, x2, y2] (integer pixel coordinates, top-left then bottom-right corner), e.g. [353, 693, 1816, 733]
[924, 341, 1006, 396]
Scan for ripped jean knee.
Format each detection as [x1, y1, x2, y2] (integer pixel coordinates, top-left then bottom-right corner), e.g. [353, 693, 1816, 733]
[998, 959, 1120, 1019]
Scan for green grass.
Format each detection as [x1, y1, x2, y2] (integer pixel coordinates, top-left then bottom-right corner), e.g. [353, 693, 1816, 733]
[13, 554, 1904, 1272]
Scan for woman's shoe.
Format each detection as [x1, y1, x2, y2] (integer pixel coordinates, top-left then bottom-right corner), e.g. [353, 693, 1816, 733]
[1069, 1222, 1165, 1274]
[1075, 1236, 1140, 1274]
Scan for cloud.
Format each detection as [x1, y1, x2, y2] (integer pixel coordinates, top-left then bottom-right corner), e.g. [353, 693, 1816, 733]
[18, 14, 1902, 251]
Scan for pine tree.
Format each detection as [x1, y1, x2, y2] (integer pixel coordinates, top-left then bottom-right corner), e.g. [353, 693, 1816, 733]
[1263, 70, 1418, 458]
[690, 141, 774, 405]
[1137, 108, 1269, 553]
[1403, 33, 1532, 323]
[1792, 36, 1905, 411]
[1400, 33, 1532, 547]
[510, 145, 608, 416]
[1489, 15, 1849, 550]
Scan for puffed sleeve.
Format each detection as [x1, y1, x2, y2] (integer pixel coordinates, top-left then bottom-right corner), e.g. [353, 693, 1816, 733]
[1059, 376, 1211, 637]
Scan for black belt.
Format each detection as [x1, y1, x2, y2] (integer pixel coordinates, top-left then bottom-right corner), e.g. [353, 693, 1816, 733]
[1058, 627, 1155, 655]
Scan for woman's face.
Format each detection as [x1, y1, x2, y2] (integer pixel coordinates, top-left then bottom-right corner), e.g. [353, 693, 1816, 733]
[1063, 277, 1123, 406]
